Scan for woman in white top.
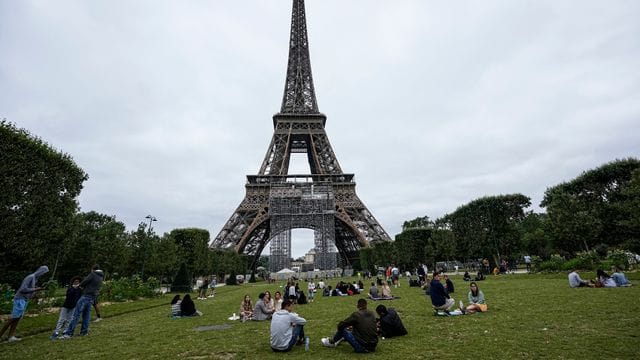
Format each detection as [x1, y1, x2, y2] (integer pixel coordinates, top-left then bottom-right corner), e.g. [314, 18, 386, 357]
[274, 291, 284, 311]
[307, 281, 316, 303]
[264, 291, 275, 312]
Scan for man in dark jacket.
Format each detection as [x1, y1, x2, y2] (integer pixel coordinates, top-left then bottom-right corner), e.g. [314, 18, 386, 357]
[375, 305, 407, 338]
[62, 264, 104, 338]
[430, 272, 455, 312]
[321, 298, 378, 353]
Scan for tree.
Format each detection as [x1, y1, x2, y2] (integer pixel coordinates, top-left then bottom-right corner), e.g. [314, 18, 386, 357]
[168, 228, 211, 278]
[441, 194, 531, 265]
[541, 158, 640, 254]
[402, 216, 434, 231]
[394, 228, 431, 270]
[57, 211, 129, 282]
[171, 263, 192, 292]
[0, 120, 88, 286]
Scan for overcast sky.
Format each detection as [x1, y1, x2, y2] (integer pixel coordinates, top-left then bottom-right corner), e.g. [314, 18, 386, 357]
[2, 1, 639, 258]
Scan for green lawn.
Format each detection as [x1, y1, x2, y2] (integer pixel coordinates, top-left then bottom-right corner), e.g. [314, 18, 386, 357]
[2, 272, 639, 359]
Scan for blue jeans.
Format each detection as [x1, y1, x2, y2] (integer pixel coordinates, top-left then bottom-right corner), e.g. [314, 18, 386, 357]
[333, 328, 374, 353]
[64, 295, 94, 336]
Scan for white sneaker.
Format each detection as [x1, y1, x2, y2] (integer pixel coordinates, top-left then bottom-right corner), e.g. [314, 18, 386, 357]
[93, 317, 102, 323]
[321, 337, 335, 348]
[7, 336, 21, 342]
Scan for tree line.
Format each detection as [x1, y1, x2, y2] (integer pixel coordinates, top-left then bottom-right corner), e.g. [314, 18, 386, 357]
[360, 158, 640, 273]
[1, 120, 246, 288]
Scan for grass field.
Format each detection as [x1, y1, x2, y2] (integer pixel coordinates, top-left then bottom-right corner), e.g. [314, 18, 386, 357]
[1, 272, 639, 359]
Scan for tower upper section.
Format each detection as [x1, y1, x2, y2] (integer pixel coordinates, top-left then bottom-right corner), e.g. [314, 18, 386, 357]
[279, 0, 320, 115]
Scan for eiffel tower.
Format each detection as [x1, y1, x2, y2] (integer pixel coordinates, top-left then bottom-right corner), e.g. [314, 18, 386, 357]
[211, 0, 391, 270]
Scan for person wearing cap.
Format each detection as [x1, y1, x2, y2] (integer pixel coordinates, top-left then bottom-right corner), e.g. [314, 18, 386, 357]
[61, 264, 104, 338]
[270, 299, 307, 352]
[0, 265, 49, 342]
[321, 298, 378, 353]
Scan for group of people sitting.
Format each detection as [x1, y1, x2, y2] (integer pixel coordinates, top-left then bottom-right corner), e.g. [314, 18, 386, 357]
[239, 290, 284, 322]
[463, 271, 486, 282]
[322, 280, 364, 297]
[428, 271, 488, 315]
[368, 278, 396, 300]
[568, 266, 633, 288]
[170, 294, 202, 317]
[270, 297, 408, 353]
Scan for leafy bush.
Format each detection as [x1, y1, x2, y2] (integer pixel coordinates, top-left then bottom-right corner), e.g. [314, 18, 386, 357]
[0, 284, 14, 314]
[226, 272, 238, 285]
[561, 250, 599, 271]
[537, 254, 565, 272]
[607, 249, 630, 270]
[101, 276, 161, 302]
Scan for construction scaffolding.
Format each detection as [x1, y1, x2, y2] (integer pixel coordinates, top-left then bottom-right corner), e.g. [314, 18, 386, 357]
[269, 182, 337, 270]
[269, 230, 291, 272]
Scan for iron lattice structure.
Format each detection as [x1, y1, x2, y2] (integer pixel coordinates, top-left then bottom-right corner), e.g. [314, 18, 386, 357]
[211, 0, 391, 270]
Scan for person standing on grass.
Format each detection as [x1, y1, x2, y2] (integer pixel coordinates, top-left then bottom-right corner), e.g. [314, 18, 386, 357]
[61, 264, 104, 338]
[321, 298, 378, 353]
[92, 269, 104, 323]
[51, 276, 82, 339]
[270, 300, 307, 352]
[524, 255, 532, 273]
[0, 265, 49, 342]
[307, 280, 316, 303]
[430, 272, 455, 312]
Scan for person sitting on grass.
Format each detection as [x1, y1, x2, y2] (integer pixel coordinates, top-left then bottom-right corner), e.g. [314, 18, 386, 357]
[240, 294, 253, 322]
[375, 305, 407, 338]
[430, 272, 455, 313]
[381, 282, 393, 299]
[254, 292, 275, 320]
[170, 295, 182, 317]
[321, 298, 378, 353]
[460, 282, 488, 314]
[180, 294, 201, 316]
[270, 300, 307, 352]
[568, 269, 593, 288]
[274, 291, 284, 311]
[474, 271, 485, 281]
[596, 269, 617, 288]
[611, 266, 632, 287]
[463, 271, 471, 281]
[369, 282, 379, 299]
[444, 274, 455, 294]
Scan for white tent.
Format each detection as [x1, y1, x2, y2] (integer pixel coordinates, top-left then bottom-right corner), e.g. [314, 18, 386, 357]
[273, 268, 296, 280]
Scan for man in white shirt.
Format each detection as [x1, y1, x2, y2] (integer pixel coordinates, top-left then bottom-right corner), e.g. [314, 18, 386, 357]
[270, 300, 307, 352]
[568, 269, 593, 288]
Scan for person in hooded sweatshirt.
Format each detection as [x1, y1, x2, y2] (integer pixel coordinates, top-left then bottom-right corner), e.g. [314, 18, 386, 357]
[0, 265, 49, 342]
[61, 264, 104, 338]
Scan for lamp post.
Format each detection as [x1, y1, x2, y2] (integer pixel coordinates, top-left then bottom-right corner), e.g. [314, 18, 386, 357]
[141, 215, 157, 279]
